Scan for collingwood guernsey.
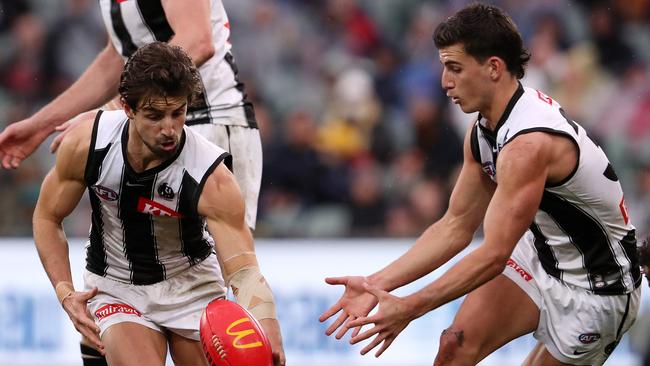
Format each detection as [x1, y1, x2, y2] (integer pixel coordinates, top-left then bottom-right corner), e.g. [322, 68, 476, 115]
[98, 0, 256, 128]
[85, 110, 230, 285]
[471, 83, 640, 295]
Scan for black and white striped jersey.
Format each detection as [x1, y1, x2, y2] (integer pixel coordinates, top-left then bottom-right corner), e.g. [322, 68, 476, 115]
[84, 110, 231, 285]
[471, 83, 641, 295]
[98, 0, 256, 128]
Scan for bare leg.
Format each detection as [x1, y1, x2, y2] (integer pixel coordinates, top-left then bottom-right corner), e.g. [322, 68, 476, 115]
[434, 274, 540, 365]
[523, 342, 576, 366]
[102, 322, 168, 366]
[168, 332, 209, 366]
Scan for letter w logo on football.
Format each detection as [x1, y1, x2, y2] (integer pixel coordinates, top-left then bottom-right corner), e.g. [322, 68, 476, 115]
[226, 317, 263, 349]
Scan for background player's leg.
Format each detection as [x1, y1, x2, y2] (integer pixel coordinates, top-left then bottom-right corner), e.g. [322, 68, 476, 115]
[80, 336, 107, 366]
[434, 274, 539, 365]
[523, 343, 573, 366]
[168, 332, 209, 366]
[102, 322, 168, 366]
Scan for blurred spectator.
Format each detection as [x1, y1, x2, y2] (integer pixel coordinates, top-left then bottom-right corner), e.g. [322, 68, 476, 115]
[1, 0, 649, 238]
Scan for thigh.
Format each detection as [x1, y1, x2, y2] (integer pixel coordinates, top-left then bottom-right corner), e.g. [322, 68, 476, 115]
[168, 332, 209, 366]
[102, 322, 168, 366]
[444, 274, 539, 363]
[523, 342, 574, 366]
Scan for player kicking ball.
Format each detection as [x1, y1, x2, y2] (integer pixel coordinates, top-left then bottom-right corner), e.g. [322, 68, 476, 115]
[33, 42, 285, 366]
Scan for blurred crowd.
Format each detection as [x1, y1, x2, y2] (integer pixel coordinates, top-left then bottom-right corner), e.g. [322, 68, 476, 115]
[1, 0, 649, 239]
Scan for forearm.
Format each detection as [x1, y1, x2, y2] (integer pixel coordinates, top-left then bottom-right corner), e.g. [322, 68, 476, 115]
[406, 245, 506, 318]
[31, 46, 122, 131]
[33, 217, 73, 288]
[368, 216, 474, 292]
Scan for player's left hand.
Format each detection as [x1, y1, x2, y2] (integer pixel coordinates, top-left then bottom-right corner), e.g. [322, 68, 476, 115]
[347, 283, 416, 357]
[259, 318, 286, 366]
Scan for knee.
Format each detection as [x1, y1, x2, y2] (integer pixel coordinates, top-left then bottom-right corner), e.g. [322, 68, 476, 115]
[435, 327, 477, 366]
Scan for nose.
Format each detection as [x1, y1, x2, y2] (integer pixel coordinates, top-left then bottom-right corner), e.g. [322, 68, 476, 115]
[441, 69, 454, 90]
[160, 117, 176, 137]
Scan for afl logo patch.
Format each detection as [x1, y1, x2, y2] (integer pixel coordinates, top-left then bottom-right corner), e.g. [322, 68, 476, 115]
[157, 183, 175, 200]
[91, 185, 118, 201]
[578, 333, 600, 344]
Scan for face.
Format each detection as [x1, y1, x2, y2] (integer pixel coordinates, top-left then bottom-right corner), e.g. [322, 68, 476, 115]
[125, 96, 187, 159]
[439, 44, 494, 114]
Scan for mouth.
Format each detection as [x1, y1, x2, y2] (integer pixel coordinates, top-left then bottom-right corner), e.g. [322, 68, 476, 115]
[449, 96, 460, 104]
[160, 140, 177, 152]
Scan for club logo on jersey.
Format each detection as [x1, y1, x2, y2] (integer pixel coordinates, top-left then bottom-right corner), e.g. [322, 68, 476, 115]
[506, 259, 532, 281]
[226, 318, 264, 349]
[482, 162, 496, 178]
[578, 333, 601, 344]
[95, 303, 141, 321]
[91, 185, 119, 201]
[157, 183, 175, 200]
[137, 197, 182, 218]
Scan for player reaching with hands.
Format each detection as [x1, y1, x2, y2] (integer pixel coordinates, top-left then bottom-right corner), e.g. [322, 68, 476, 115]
[320, 4, 641, 365]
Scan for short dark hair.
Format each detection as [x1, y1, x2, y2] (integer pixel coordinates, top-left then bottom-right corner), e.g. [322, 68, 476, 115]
[639, 237, 650, 268]
[433, 3, 530, 79]
[118, 42, 202, 110]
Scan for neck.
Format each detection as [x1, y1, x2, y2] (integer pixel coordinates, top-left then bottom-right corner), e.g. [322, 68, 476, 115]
[126, 122, 165, 173]
[482, 78, 519, 130]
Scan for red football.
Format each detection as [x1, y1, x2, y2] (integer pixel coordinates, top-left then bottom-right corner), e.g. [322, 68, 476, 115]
[200, 299, 273, 366]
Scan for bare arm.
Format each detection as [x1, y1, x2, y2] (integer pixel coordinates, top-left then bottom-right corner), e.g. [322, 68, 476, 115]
[369, 125, 495, 291]
[0, 40, 122, 168]
[32, 39, 122, 132]
[32, 114, 103, 349]
[405, 132, 552, 316]
[199, 163, 285, 366]
[162, 0, 215, 66]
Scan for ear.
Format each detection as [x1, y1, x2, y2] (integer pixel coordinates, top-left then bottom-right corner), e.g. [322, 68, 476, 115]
[487, 56, 506, 81]
[122, 98, 135, 119]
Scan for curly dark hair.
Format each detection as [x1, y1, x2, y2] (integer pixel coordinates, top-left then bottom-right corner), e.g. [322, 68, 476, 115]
[433, 3, 531, 79]
[118, 41, 202, 111]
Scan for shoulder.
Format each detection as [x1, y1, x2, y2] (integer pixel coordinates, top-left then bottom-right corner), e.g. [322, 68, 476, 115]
[55, 111, 99, 181]
[198, 163, 244, 219]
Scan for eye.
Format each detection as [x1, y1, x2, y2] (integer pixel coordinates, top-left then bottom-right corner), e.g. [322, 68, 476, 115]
[146, 114, 164, 121]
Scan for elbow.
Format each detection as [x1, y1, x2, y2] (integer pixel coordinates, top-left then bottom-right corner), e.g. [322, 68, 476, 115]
[485, 250, 511, 278]
[193, 41, 215, 65]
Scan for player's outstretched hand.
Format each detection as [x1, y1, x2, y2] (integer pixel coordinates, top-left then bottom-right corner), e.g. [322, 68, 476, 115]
[61, 287, 105, 355]
[319, 276, 379, 339]
[49, 110, 97, 153]
[259, 318, 286, 366]
[0, 118, 51, 169]
[347, 283, 415, 358]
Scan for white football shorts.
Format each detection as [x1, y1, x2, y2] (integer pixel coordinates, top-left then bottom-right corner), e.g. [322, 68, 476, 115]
[84, 254, 226, 341]
[190, 124, 262, 230]
[503, 231, 641, 365]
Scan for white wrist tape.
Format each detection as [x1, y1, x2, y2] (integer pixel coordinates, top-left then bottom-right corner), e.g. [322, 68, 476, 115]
[227, 266, 277, 321]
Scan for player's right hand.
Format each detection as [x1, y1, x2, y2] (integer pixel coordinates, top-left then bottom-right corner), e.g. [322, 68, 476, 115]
[319, 276, 379, 339]
[61, 287, 105, 355]
[0, 118, 51, 169]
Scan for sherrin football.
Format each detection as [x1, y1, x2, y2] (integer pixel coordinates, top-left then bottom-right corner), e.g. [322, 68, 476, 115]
[200, 299, 273, 366]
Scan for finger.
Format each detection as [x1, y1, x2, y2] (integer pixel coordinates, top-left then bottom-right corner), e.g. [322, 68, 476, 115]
[348, 315, 374, 329]
[374, 336, 395, 358]
[54, 121, 70, 131]
[81, 287, 99, 300]
[319, 302, 342, 323]
[50, 134, 64, 153]
[324, 277, 347, 285]
[361, 332, 389, 356]
[2, 154, 13, 169]
[10, 156, 21, 169]
[335, 315, 356, 339]
[351, 324, 380, 344]
[351, 324, 362, 338]
[325, 311, 347, 336]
